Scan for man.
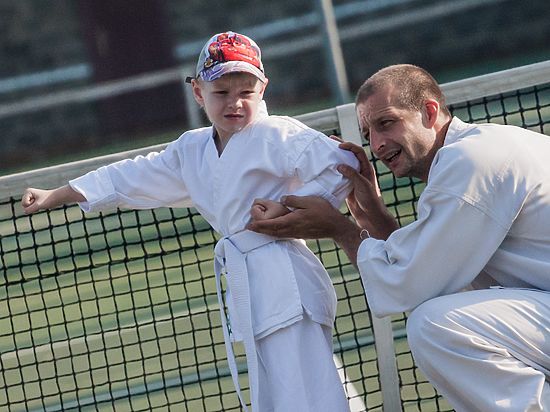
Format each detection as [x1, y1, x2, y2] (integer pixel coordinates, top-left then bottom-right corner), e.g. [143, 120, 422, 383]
[248, 64, 550, 411]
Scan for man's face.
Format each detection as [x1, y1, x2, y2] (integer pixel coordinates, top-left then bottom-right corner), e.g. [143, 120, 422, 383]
[193, 73, 267, 141]
[356, 87, 437, 181]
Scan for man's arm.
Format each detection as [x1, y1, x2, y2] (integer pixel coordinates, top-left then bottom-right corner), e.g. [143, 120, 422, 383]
[21, 185, 86, 214]
[247, 195, 364, 265]
[248, 140, 399, 264]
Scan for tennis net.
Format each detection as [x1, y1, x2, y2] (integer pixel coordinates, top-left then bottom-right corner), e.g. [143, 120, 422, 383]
[1, 60, 550, 412]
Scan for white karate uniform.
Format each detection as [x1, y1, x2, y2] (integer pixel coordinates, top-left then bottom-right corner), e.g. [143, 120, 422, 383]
[358, 117, 550, 411]
[70, 101, 357, 411]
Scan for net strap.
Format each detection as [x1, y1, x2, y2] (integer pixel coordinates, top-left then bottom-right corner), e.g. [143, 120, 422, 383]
[214, 230, 282, 412]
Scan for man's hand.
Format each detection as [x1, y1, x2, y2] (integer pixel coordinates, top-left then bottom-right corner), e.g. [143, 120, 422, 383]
[248, 195, 363, 265]
[337, 141, 380, 227]
[247, 195, 351, 240]
[337, 141, 399, 240]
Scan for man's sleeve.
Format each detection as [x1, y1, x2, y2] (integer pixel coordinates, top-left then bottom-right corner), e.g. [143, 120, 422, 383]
[358, 188, 509, 317]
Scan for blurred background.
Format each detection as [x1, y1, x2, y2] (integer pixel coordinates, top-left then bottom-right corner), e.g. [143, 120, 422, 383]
[1, 0, 550, 176]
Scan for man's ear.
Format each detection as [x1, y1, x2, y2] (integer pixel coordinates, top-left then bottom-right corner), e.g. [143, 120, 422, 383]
[191, 79, 204, 107]
[423, 99, 439, 128]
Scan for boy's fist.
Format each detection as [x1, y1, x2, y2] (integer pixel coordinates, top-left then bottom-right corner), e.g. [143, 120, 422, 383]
[21, 188, 52, 214]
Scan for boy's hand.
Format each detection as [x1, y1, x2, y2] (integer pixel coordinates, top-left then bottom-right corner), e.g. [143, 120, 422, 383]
[250, 198, 290, 221]
[21, 185, 86, 214]
[21, 188, 55, 214]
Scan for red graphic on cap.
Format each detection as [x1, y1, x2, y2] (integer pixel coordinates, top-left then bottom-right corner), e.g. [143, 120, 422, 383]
[204, 33, 261, 70]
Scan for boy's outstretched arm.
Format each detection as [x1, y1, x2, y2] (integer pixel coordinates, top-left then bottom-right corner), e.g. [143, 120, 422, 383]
[22, 185, 86, 214]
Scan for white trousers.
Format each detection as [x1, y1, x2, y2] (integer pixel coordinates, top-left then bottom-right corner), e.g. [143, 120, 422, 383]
[407, 288, 550, 412]
[255, 312, 350, 412]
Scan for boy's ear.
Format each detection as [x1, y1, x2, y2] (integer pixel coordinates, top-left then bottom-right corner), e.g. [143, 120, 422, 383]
[191, 79, 204, 107]
[259, 78, 269, 96]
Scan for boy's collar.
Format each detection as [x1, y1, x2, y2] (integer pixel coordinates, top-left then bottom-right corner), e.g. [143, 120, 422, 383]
[257, 100, 268, 119]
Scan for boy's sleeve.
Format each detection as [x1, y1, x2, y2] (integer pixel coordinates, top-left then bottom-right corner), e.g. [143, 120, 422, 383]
[69, 141, 193, 212]
[291, 133, 359, 207]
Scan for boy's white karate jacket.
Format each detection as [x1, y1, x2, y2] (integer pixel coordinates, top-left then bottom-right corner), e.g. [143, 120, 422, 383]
[70, 101, 358, 341]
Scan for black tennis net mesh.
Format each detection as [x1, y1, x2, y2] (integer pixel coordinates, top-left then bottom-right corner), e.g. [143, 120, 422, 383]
[1, 74, 549, 411]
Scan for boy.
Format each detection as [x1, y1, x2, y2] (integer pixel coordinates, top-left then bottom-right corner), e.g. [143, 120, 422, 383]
[22, 31, 358, 412]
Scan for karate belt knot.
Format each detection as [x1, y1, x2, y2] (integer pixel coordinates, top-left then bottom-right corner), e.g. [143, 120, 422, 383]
[214, 230, 280, 412]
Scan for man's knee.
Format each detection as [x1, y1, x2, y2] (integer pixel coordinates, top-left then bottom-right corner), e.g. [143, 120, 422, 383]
[406, 298, 441, 357]
[406, 295, 462, 362]
[406, 291, 493, 361]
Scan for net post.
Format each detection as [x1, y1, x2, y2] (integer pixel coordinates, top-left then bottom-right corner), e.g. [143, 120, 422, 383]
[336, 103, 403, 412]
[334, 355, 367, 411]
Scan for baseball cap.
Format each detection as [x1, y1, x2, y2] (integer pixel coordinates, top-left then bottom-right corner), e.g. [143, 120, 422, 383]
[186, 31, 267, 83]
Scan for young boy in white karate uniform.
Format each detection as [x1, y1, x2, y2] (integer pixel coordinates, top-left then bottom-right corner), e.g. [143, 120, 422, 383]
[22, 31, 358, 412]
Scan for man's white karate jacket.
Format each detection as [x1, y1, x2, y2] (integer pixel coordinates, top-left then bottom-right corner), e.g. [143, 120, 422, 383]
[359, 117, 550, 411]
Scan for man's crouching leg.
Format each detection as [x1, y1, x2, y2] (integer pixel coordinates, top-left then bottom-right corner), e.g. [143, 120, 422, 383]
[406, 289, 550, 412]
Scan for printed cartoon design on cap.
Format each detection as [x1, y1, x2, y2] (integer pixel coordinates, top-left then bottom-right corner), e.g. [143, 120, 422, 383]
[194, 31, 267, 83]
[204, 33, 262, 71]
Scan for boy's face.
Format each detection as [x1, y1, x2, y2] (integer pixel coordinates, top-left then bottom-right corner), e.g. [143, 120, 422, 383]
[192, 73, 267, 141]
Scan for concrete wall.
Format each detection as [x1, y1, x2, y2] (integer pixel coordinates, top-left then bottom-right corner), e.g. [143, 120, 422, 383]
[1, 0, 549, 173]
[0, 1, 98, 169]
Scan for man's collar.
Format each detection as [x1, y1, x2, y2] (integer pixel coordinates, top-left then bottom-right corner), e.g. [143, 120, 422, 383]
[443, 117, 469, 146]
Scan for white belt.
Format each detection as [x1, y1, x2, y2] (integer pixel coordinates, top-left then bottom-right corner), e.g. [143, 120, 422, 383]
[214, 230, 280, 412]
